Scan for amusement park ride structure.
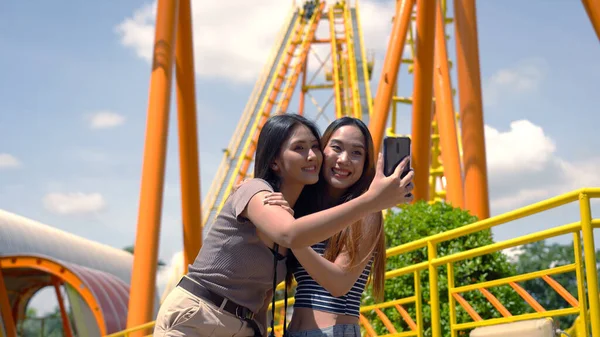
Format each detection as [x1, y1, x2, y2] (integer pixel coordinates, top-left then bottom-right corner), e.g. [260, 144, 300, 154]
[1, 0, 599, 337]
[125, 0, 600, 336]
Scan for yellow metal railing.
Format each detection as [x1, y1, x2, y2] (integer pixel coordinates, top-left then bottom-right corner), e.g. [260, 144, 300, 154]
[268, 188, 600, 337]
[107, 188, 599, 337]
[103, 321, 155, 337]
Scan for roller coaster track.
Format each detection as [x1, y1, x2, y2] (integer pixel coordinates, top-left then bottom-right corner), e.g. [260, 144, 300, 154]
[201, 2, 325, 228]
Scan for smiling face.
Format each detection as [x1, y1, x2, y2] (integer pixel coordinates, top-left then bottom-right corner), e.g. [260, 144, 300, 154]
[273, 123, 323, 186]
[322, 125, 367, 192]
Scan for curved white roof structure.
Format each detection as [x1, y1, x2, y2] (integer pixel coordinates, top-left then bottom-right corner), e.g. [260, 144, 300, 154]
[0, 209, 133, 283]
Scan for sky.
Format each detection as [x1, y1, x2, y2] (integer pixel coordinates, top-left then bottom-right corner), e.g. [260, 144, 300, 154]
[1, 0, 599, 315]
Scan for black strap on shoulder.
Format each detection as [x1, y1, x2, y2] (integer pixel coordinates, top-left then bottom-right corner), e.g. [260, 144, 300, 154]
[269, 243, 288, 337]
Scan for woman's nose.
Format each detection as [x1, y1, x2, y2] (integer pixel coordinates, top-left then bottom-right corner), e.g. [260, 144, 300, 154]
[337, 152, 349, 163]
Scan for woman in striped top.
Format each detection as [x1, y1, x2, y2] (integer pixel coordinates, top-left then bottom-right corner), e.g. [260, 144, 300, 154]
[268, 117, 413, 337]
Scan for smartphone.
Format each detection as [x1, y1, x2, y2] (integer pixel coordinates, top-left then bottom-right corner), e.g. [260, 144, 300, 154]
[383, 136, 411, 178]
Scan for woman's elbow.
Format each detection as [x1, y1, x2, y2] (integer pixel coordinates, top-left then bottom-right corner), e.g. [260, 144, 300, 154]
[271, 226, 296, 248]
[329, 285, 352, 298]
[280, 228, 309, 249]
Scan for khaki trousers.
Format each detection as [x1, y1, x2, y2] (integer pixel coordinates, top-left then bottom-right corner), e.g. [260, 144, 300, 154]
[153, 285, 257, 337]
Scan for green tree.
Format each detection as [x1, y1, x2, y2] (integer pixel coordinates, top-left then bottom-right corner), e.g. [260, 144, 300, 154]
[123, 245, 166, 267]
[513, 240, 600, 329]
[18, 306, 75, 337]
[362, 201, 528, 337]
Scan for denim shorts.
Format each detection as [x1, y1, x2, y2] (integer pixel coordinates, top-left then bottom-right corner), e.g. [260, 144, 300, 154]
[286, 324, 361, 337]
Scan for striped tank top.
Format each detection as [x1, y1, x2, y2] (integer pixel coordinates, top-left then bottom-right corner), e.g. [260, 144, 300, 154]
[292, 241, 373, 317]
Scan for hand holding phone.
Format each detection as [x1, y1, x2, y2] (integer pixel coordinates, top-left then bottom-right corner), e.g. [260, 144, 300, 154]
[383, 136, 411, 178]
[362, 144, 415, 210]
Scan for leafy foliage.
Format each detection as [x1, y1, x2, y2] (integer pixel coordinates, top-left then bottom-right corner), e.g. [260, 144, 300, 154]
[123, 245, 166, 267]
[362, 201, 529, 337]
[18, 307, 74, 337]
[512, 240, 600, 329]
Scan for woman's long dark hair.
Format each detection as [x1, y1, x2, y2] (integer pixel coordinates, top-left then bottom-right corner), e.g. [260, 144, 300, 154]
[253, 113, 321, 192]
[294, 117, 375, 216]
[289, 117, 386, 300]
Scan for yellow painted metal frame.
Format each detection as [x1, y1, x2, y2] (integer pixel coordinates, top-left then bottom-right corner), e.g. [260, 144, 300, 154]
[275, 2, 325, 115]
[328, 8, 343, 118]
[265, 188, 600, 337]
[354, 0, 374, 117]
[216, 14, 305, 215]
[200, 6, 296, 226]
[342, 3, 362, 119]
[103, 321, 154, 337]
[107, 186, 600, 337]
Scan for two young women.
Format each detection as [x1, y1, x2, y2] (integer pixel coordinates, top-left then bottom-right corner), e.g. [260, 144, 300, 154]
[268, 117, 388, 337]
[153, 114, 414, 337]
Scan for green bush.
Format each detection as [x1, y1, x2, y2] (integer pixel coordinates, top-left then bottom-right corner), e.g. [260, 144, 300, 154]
[362, 201, 529, 337]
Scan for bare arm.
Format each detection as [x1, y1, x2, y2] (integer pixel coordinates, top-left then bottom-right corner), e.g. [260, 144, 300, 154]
[254, 289, 273, 337]
[291, 213, 382, 297]
[243, 154, 412, 249]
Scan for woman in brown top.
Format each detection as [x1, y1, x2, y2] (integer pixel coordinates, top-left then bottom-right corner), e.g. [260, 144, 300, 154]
[153, 114, 414, 337]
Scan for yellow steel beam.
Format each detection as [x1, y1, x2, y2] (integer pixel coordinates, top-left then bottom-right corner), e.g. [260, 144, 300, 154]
[342, 3, 361, 118]
[328, 8, 343, 118]
[354, 0, 374, 117]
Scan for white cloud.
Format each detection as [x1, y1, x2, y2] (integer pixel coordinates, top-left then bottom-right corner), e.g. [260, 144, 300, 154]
[0, 153, 21, 169]
[490, 188, 551, 211]
[485, 120, 555, 174]
[43, 192, 106, 215]
[502, 246, 524, 263]
[156, 250, 184, 299]
[88, 111, 126, 129]
[483, 58, 546, 107]
[115, 0, 394, 83]
[484, 120, 600, 211]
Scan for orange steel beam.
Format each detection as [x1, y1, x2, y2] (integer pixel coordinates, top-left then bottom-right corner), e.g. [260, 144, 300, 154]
[175, 0, 202, 273]
[410, 0, 437, 202]
[368, 0, 414, 154]
[233, 21, 303, 186]
[0, 256, 107, 336]
[374, 308, 398, 333]
[0, 268, 16, 337]
[452, 293, 483, 321]
[582, 0, 600, 41]
[453, 0, 490, 219]
[52, 279, 74, 337]
[11, 284, 46, 327]
[541, 275, 579, 307]
[478, 288, 512, 317]
[394, 304, 417, 331]
[509, 282, 546, 312]
[358, 314, 377, 337]
[432, 1, 464, 208]
[126, 0, 179, 333]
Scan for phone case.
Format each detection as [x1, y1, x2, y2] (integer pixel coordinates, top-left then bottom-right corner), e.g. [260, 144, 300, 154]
[383, 137, 411, 177]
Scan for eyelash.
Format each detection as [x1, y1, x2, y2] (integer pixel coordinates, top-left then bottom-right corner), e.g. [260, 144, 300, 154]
[330, 145, 362, 156]
[294, 144, 320, 151]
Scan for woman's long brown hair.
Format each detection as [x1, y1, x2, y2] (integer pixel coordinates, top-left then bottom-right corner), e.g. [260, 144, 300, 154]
[292, 117, 386, 301]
